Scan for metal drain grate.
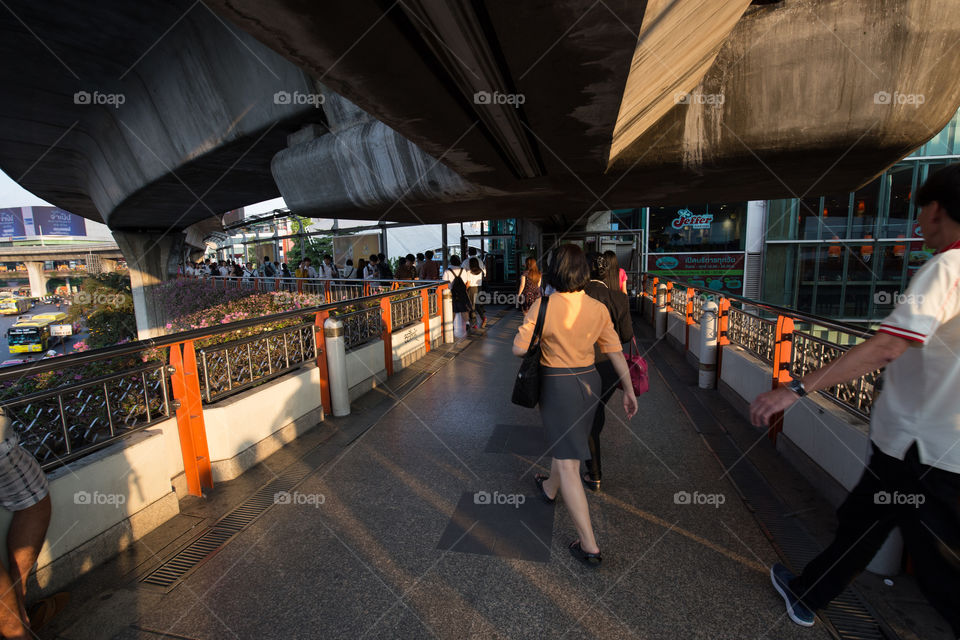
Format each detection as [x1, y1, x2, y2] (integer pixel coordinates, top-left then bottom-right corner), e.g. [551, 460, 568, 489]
[141, 464, 315, 590]
[648, 342, 895, 640]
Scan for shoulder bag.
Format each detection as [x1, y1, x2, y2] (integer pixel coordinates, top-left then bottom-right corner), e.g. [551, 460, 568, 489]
[622, 336, 649, 396]
[511, 296, 550, 407]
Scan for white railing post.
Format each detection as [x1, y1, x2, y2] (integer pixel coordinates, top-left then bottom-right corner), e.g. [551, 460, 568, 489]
[323, 317, 351, 416]
[442, 289, 454, 343]
[699, 301, 718, 389]
[656, 284, 667, 339]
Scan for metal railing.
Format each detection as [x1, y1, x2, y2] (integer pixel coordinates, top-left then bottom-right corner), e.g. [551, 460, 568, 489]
[0, 280, 447, 478]
[640, 274, 877, 422]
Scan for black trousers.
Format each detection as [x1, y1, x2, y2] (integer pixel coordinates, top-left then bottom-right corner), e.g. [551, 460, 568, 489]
[789, 442, 960, 635]
[585, 358, 620, 481]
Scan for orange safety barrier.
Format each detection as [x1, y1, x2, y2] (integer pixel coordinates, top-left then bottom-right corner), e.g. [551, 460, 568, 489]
[716, 298, 731, 381]
[421, 289, 431, 353]
[665, 281, 673, 313]
[380, 297, 394, 376]
[684, 287, 694, 351]
[324, 280, 332, 303]
[297, 278, 303, 294]
[314, 310, 332, 416]
[169, 341, 213, 497]
[769, 315, 795, 443]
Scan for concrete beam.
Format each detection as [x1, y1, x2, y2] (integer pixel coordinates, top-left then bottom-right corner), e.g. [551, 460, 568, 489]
[113, 231, 184, 339]
[24, 261, 48, 298]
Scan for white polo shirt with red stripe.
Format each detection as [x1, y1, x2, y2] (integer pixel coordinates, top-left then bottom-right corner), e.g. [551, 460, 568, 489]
[871, 239, 960, 473]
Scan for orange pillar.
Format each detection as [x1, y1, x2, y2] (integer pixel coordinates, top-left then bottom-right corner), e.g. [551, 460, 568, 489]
[421, 289, 431, 353]
[380, 297, 394, 376]
[169, 341, 213, 496]
[684, 287, 694, 351]
[769, 315, 795, 443]
[314, 310, 332, 416]
[716, 297, 731, 380]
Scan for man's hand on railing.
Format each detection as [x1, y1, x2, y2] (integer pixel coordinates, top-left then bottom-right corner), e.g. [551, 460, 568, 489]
[749, 387, 800, 427]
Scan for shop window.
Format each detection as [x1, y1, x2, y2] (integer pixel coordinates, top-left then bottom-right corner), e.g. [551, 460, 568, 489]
[843, 285, 872, 317]
[766, 199, 794, 240]
[882, 164, 915, 238]
[847, 237, 878, 282]
[817, 245, 844, 282]
[850, 182, 879, 239]
[796, 284, 815, 314]
[647, 204, 746, 252]
[798, 245, 818, 282]
[876, 243, 906, 284]
[798, 197, 821, 239]
[814, 286, 841, 316]
[820, 194, 850, 239]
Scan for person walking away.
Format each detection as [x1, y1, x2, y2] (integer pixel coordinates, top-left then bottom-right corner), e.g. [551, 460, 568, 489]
[377, 253, 393, 279]
[442, 256, 474, 335]
[750, 163, 960, 633]
[466, 257, 487, 329]
[262, 256, 276, 278]
[602, 250, 628, 295]
[582, 252, 634, 491]
[419, 250, 440, 280]
[512, 244, 637, 567]
[415, 253, 425, 274]
[517, 257, 542, 313]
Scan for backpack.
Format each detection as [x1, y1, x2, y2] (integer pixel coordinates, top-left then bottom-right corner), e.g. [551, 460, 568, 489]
[263, 263, 276, 277]
[450, 268, 470, 309]
[378, 262, 392, 279]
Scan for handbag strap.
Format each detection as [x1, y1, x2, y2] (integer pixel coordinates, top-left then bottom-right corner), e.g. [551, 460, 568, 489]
[629, 335, 640, 357]
[526, 295, 550, 355]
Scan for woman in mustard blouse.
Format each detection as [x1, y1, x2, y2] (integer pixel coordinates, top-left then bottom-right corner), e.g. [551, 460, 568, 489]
[513, 244, 638, 567]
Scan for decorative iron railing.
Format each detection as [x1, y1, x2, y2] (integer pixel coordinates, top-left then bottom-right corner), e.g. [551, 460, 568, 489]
[647, 276, 877, 421]
[0, 281, 446, 472]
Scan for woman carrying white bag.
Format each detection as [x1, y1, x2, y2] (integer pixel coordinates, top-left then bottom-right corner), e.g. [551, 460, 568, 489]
[443, 255, 477, 338]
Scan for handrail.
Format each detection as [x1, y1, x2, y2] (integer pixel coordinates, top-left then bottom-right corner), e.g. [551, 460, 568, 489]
[0, 280, 443, 381]
[640, 274, 874, 338]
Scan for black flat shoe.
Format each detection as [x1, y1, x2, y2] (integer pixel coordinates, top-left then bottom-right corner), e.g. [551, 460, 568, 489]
[581, 472, 601, 492]
[534, 473, 556, 503]
[569, 541, 602, 568]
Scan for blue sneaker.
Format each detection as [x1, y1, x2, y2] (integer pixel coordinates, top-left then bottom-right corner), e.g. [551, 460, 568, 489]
[770, 563, 815, 627]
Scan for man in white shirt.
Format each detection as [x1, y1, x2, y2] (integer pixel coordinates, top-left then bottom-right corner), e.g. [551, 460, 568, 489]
[318, 255, 338, 279]
[302, 258, 318, 279]
[751, 164, 960, 635]
[364, 254, 380, 280]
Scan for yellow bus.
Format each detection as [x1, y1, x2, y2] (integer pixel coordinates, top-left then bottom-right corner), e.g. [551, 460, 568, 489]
[7, 313, 68, 354]
[0, 297, 31, 316]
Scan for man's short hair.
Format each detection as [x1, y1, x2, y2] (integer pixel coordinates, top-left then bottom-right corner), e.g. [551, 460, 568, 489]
[449, 255, 461, 266]
[468, 247, 477, 256]
[916, 163, 960, 223]
[369, 254, 379, 263]
[405, 253, 415, 262]
[416, 253, 424, 261]
[547, 244, 590, 292]
[425, 250, 434, 259]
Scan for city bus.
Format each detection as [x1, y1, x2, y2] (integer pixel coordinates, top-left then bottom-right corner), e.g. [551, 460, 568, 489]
[7, 313, 68, 354]
[0, 297, 30, 315]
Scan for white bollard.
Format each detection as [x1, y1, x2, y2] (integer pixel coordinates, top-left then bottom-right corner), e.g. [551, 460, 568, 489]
[324, 317, 351, 416]
[442, 289, 454, 343]
[655, 284, 667, 338]
[699, 300, 718, 389]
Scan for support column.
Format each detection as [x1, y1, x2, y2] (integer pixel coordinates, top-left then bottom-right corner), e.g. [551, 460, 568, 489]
[24, 261, 47, 298]
[113, 230, 185, 340]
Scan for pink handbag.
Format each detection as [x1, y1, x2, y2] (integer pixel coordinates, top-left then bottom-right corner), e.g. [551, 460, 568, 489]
[623, 337, 649, 396]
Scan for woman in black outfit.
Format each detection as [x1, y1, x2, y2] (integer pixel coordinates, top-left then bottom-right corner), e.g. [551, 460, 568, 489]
[582, 252, 634, 491]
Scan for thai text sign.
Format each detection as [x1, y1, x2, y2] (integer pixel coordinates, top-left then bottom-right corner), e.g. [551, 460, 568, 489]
[647, 252, 745, 294]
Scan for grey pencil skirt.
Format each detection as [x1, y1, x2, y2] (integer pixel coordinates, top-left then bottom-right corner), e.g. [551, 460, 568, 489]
[540, 365, 601, 460]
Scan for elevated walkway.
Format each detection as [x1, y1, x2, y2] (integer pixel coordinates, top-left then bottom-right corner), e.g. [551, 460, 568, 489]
[35, 309, 949, 639]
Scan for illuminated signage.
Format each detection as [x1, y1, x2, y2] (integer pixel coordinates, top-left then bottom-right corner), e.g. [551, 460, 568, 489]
[671, 208, 713, 230]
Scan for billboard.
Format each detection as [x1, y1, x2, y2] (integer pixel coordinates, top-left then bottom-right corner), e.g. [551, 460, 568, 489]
[32, 207, 85, 236]
[0, 209, 26, 237]
[647, 252, 745, 295]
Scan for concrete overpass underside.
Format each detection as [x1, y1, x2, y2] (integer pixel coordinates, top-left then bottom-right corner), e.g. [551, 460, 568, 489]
[1, 0, 960, 235]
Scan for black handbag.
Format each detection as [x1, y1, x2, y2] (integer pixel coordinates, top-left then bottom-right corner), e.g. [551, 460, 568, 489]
[511, 296, 549, 407]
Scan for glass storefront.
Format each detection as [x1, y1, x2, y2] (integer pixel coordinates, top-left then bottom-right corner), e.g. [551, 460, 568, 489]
[761, 107, 960, 321]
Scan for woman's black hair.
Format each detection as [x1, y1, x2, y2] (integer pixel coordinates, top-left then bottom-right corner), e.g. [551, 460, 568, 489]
[547, 244, 590, 292]
[602, 250, 620, 291]
[449, 255, 462, 266]
[916, 162, 960, 223]
[587, 251, 607, 282]
[469, 257, 482, 275]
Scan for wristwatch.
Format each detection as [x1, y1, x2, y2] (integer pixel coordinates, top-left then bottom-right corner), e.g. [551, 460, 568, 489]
[787, 378, 807, 397]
